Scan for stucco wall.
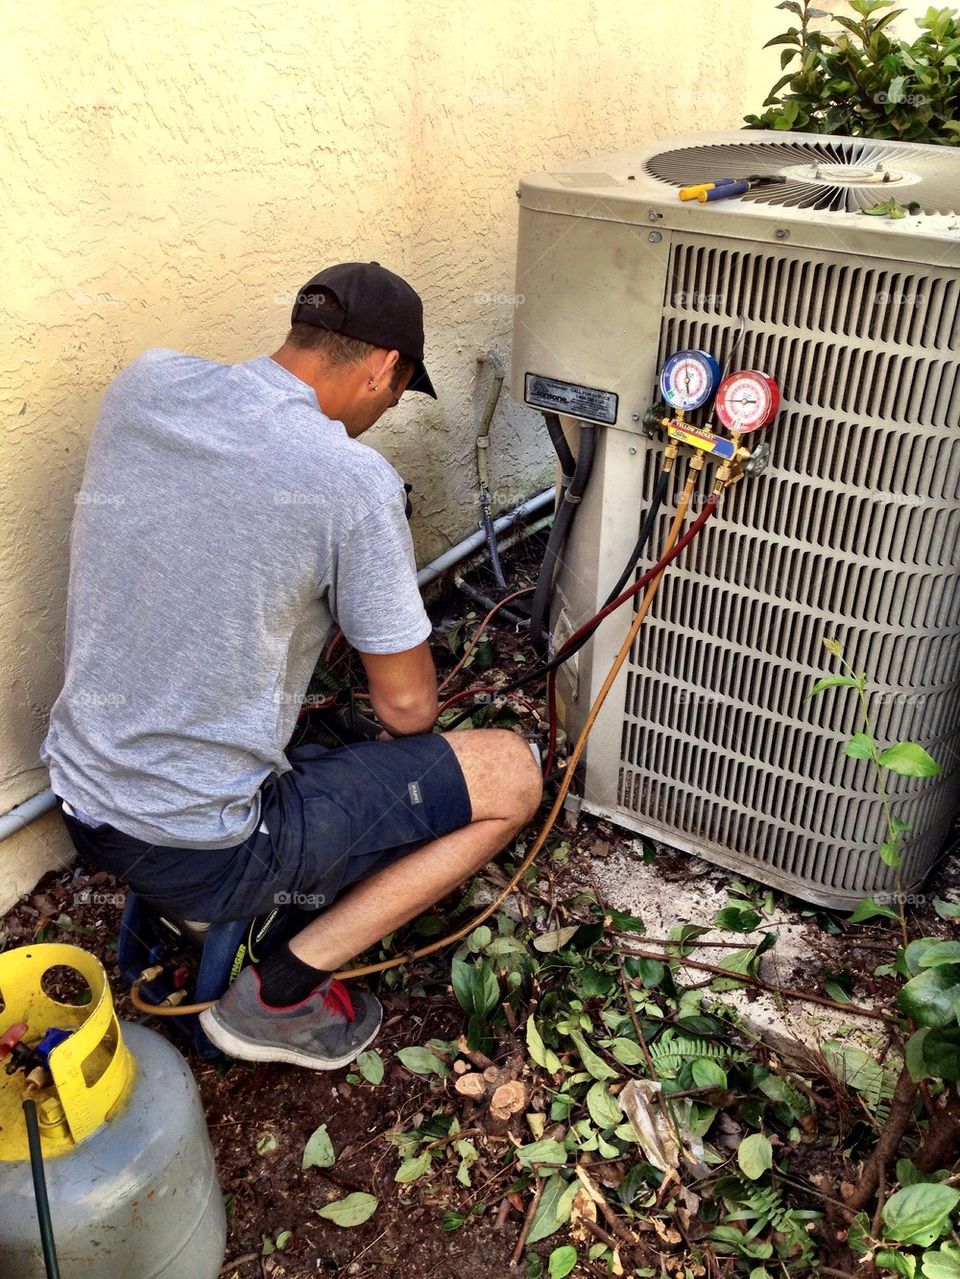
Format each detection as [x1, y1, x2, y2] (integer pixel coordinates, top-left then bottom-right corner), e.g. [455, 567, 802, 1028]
[1, 0, 790, 902]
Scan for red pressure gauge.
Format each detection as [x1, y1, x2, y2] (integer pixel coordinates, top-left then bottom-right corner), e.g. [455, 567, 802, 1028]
[714, 370, 780, 434]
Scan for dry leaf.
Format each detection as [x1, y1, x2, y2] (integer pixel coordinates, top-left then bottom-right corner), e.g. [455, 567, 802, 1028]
[653, 1216, 682, 1246]
[619, 1079, 680, 1173]
[568, 1188, 597, 1243]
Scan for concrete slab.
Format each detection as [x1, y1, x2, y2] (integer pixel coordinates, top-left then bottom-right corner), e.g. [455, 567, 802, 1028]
[567, 834, 909, 1065]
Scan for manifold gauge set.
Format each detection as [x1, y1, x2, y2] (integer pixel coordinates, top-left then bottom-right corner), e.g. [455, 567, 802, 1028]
[651, 349, 780, 476]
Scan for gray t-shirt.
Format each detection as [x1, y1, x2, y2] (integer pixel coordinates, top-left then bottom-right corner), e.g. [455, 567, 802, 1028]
[41, 350, 431, 848]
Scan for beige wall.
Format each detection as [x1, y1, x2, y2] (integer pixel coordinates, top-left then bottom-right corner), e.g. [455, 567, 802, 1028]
[1, 0, 784, 901]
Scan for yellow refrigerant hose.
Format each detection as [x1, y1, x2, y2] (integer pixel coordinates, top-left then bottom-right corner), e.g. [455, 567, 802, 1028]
[130, 459, 709, 1015]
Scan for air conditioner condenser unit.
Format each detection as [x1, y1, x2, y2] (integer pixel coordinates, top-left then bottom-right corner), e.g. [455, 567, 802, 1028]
[511, 130, 960, 909]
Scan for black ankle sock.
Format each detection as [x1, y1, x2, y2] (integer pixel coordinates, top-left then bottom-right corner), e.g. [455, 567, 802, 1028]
[257, 943, 330, 1007]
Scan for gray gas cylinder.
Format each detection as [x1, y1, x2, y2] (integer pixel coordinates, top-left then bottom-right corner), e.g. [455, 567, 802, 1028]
[0, 943, 227, 1278]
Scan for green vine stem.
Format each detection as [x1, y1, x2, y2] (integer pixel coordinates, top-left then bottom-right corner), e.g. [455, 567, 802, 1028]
[833, 648, 910, 951]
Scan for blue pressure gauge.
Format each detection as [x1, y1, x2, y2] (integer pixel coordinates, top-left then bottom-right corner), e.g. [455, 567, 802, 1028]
[659, 350, 722, 412]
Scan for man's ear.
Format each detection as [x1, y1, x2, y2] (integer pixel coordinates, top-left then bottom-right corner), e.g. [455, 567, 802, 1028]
[369, 348, 400, 386]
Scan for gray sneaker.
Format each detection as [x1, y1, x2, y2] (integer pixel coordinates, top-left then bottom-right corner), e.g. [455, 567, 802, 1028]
[199, 966, 382, 1069]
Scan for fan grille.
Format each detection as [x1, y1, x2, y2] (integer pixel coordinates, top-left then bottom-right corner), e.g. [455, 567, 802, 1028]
[645, 138, 959, 214]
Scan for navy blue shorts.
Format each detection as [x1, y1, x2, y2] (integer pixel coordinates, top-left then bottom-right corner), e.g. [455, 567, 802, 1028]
[58, 735, 473, 924]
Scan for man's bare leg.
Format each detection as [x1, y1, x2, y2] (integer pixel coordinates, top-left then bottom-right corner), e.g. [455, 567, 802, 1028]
[286, 728, 542, 971]
[198, 729, 541, 1066]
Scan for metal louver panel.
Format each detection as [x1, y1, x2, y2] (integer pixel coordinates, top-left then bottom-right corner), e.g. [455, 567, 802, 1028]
[645, 139, 960, 214]
[612, 236, 960, 905]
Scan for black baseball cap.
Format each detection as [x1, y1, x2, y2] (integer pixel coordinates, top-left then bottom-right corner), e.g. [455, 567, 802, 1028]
[291, 261, 436, 398]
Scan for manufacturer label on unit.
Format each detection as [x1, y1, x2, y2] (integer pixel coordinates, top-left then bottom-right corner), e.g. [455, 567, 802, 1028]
[525, 373, 618, 425]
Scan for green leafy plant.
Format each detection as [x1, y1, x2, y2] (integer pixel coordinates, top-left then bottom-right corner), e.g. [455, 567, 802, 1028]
[807, 636, 942, 938]
[711, 1173, 821, 1271]
[416, 904, 835, 1271]
[808, 637, 959, 1276]
[809, 636, 940, 887]
[745, 0, 960, 144]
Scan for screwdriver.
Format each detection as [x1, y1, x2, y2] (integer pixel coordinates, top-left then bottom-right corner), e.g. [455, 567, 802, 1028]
[697, 174, 787, 202]
[678, 178, 736, 201]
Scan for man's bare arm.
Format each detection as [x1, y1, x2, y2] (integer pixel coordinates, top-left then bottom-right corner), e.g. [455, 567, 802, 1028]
[358, 641, 439, 738]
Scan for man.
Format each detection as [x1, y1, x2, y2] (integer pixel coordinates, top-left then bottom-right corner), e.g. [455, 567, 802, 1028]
[42, 261, 542, 1070]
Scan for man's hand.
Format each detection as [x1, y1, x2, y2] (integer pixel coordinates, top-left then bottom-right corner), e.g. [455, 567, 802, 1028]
[359, 641, 438, 738]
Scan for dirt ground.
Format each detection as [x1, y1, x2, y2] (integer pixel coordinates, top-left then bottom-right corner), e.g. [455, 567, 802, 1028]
[6, 824, 957, 1277]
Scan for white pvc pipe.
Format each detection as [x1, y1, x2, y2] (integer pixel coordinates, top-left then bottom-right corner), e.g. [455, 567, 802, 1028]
[416, 487, 555, 587]
[0, 788, 57, 842]
[0, 487, 556, 846]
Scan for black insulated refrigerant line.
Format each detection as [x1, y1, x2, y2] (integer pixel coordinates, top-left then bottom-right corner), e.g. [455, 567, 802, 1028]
[602, 466, 670, 608]
[23, 1097, 61, 1279]
[529, 413, 596, 657]
[543, 410, 576, 483]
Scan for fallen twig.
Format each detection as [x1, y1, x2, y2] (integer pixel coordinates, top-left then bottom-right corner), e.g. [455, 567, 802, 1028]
[580, 1216, 621, 1251]
[613, 950, 658, 1079]
[219, 1254, 259, 1275]
[510, 1171, 544, 1266]
[457, 1036, 496, 1071]
[575, 1165, 639, 1250]
[423, 1127, 484, 1150]
[608, 943, 897, 1022]
[612, 932, 779, 950]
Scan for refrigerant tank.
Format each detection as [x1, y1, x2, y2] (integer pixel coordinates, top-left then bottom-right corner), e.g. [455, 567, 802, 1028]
[0, 942, 226, 1278]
